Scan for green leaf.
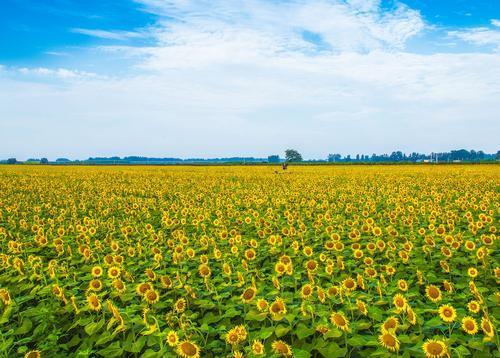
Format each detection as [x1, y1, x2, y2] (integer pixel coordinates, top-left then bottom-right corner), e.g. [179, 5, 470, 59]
[202, 312, 220, 325]
[275, 324, 290, 337]
[97, 341, 123, 358]
[245, 310, 267, 322]
[454, 345, 471, 357]
[317, 342, 347, 358]
[85, 318, 105, 336]
[223, 308, 241, 318]
[348, 335, 366, 347]
[259, 326, 275, 339]
[293, 348, 311, 358]
[295, 323, 315, 340]
[14, 318, 32, 335]
[323, 328, 343, 339]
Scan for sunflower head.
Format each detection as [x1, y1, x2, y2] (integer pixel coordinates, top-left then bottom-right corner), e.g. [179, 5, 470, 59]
[330, 311, 349, 331]
[379, 332, 400, 352]
[241, 286, 257, 303]
[422, 339, 448, 358]
[177, 340, 200, 358]
[462, 316, 479, 335]
[438, 304, 456, 323]
[271, 340, 292, 357]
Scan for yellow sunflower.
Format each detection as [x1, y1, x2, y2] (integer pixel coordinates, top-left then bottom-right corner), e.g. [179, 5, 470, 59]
[422, 339, 448, 358]
[271, 340, 292, 357]
[462, 316, 479, 335]
[166, 331, 179, 347]
[330, 311, 349, 331]
[176, 340, 200, 358]
[269, 298, 286, 320]
[86, 293, 101, 311]
[438, 304, 456, 323]
[425, 285, 442, 303]
[379, 332, 400, 352]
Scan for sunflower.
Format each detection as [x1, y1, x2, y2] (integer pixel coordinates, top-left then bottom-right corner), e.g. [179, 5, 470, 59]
[256, 298, 268, 312]
[397, 279, 408, 292]
[108, 266, 121, 279]
[379, 332, 400, 352]
[87, 293, 101, 311]
[305, 259, 318, 273]
[244, 249, 256, 261]
[342, 278, 357, 292]
[174, 298, 187, 313]
[252, 340, 265, 356]
[481, 316, 494, 338]
[0, 289, 12, 305]
[160, 275, 173, 288]
[241, 286, 257, 303]
[225, 328, 241, 346]
[52, 284, 64, 298]
[467, 300, 480, 313]
[112, 279, 126, 294]
[462, 316, 479, 335]
[356, 299, 368, 316]
[136, 282, 152, 296]
[406, 307, 417, 325]
[330, 311, 349, 331]
[235, 325, 247, 341]
[393, 294, 407, 313]
[382, 316, 399, 333]
[438, 305, 456, 323]
[317, 286, 326, 303]
[425, 285, 442, 303]
[300, 284, 314, 300]
[91, 265, 103, 277]
[24, 351, 41, 358]
[271, 340, 292, 357]
[422, 339, 448, 358]
[275, 262, 286, 276]
[176, 340, 200, 358]
[88, 279, 103, 292]
[269, 297, 286, 320]
[144, 289, 160, 304]
[198, 264, 211, 278]
[467, 267, 478, 278]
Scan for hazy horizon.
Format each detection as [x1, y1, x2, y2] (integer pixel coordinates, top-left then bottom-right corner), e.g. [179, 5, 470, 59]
[1, 0, 499, 159]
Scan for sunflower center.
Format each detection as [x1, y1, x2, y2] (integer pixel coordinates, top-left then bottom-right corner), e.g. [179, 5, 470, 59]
[427, 342, 443, 355]
[180, 342, 197, 356]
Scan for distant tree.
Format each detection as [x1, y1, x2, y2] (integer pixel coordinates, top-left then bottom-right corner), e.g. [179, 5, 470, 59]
[496, 151, 500, 160]
[7, 158, 17, 164]
[56, 158, 70, 162]
[267, 155, 280, 163]
[328, 154, 341, 162]
[40, 158, 49, 164]
[285, 149, 302, 162]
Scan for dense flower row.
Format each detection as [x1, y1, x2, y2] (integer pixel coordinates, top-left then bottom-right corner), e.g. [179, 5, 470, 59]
[0, 165, 498, 357]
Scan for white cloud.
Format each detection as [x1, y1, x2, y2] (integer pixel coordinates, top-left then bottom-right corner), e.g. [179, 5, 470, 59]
[491, 19, 500, 27]
[16, 67, 99, 80]
[0, 0, 499, 159]
[71, 28, 145, 40]
[448, 27, 500, 50]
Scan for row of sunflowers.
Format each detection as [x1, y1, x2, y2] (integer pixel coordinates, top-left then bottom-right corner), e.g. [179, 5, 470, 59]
[0, 164, 498, 357]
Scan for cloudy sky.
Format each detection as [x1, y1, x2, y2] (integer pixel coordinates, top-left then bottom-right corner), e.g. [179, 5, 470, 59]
[1, 0, 499, 160]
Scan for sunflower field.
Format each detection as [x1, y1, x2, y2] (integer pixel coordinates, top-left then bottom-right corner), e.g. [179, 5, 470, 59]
[0, 165, 498, 358]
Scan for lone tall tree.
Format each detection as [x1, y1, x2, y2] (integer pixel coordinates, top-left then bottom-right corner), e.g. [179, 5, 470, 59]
[285, 149, 303, 162]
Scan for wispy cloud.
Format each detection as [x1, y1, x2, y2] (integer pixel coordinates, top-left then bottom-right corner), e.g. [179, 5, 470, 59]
[71, 28, 145, 40]
[16, 67, 99, 80]
[448, 20, 500, 50]
[1, 1, 499, 158]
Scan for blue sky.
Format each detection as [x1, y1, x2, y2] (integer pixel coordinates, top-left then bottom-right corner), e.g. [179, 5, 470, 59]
[1, 0, 499, 159]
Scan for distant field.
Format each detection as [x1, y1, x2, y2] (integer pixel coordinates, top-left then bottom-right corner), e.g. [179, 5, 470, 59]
[0, 165, 498, 357]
